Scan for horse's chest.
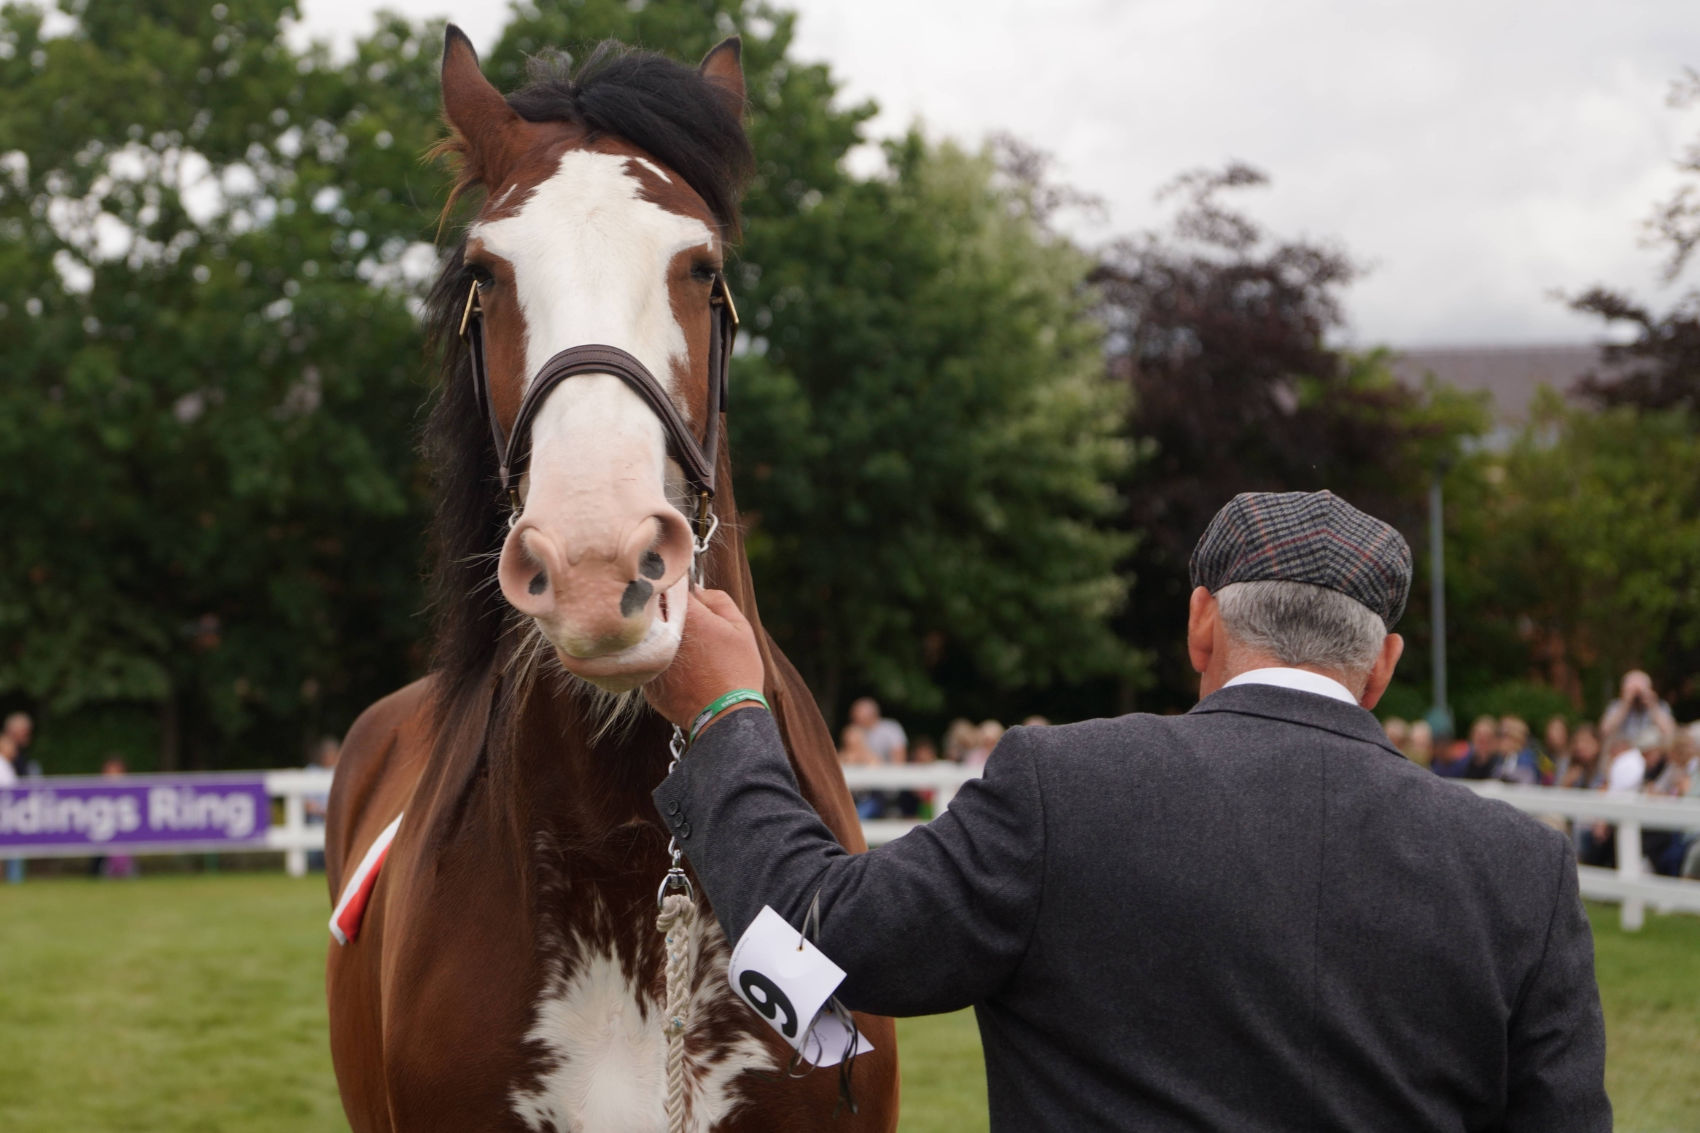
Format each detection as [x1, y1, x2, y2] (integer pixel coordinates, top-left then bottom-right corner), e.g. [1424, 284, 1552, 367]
[507, 887, 776, 1133]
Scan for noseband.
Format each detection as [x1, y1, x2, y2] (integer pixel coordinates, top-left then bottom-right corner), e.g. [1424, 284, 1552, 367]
[458, 271, 739, 544]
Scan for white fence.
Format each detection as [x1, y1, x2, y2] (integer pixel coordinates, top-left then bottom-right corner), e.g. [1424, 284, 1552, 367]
[843, 766, 1700, 932]
[266, 768, 335, 878]
[17, 768, 1700, 932]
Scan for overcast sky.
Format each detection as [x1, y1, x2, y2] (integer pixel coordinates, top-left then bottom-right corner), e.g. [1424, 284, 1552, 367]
[295, 0, 1698, 347]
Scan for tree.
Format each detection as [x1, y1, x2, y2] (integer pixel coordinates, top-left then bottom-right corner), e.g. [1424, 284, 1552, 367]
[1572, 68, 1700, 412]
[1094, 166, 1483, 711]
[0, 1, 445, 768]
[1441, 392, 1700, 716]
[733, 135, 1134, 720]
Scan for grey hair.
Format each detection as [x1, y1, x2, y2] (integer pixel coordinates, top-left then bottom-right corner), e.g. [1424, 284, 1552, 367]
[1216, 580, 1386, 675]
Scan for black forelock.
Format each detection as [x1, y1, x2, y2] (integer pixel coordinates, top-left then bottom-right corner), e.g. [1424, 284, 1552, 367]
[505, 40, 753, 236]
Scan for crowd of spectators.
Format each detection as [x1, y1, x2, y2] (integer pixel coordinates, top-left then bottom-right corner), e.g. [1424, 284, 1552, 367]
[838, 699, 1045, 820]
[1382, 670, 1700, 879]
[839, 670, 1700, 881]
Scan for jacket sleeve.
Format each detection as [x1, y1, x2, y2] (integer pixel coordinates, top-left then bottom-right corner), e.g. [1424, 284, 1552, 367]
[1503, 838, 1612, 1132]
[653, 708, 1045, 1016]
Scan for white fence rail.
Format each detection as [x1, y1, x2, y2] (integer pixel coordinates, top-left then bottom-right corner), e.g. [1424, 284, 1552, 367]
[12, 768, 1700, 931]
[265, 768, 334, 878]
[843, 767, 1700, 932]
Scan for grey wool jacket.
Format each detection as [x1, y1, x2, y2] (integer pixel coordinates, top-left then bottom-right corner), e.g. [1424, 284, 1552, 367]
[654, 683, 1611, 1132]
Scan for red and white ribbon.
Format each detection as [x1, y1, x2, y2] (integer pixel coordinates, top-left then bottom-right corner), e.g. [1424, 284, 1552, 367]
[329, 813, 402, 946]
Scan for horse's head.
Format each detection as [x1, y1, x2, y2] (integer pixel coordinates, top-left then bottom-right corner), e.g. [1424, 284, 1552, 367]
[438, 28, 750, 693]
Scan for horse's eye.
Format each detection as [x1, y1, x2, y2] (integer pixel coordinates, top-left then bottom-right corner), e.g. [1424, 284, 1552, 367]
[467, 264, 495, 290]
[690, 263, 718, 284]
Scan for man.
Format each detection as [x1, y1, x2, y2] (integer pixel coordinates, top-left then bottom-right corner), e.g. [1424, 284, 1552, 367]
[847, 697, 905, 818]
[1599, 669, 1676, 747]
[848, 697, 907, 764]
[2, 712, 38, 778]
[648, 491, 1609, 1131]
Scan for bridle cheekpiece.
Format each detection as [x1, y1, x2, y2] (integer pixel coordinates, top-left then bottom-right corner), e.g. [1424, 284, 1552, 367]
[458, 270, 738, 548]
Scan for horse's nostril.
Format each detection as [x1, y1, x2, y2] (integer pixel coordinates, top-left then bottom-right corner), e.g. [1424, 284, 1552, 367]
[528, 572, 548, 596]
[620, 579, 653, 618]
[638, 550, 665, 580]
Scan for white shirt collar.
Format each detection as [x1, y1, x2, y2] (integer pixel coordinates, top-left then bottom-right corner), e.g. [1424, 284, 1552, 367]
[1224, 667, 1358, 706]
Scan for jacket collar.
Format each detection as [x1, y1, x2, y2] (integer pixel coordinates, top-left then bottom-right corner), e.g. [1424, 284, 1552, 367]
[1188, 681, 1406, 761]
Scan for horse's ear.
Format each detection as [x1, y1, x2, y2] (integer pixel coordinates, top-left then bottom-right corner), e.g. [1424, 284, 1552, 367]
[699, 36, 746, 116]
[442, 25, 522, 181]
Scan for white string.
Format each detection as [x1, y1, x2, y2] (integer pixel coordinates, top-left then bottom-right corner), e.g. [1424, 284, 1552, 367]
[657, 723, 695, 1133]
[657, 891, 696, 1133]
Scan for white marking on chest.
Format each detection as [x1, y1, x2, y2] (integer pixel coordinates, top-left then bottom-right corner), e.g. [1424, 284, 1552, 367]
[510, 901, 775, 1132]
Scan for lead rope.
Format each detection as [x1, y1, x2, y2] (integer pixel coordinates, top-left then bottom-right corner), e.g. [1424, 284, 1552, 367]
[656, 724, 695, 1133]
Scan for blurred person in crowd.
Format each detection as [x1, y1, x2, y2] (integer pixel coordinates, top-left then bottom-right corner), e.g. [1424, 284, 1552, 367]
[849, 697, 906, 819]
[304, 735, 340, 872]
[1599, 670, 1675, 746]
[1606, 731, 1650, 795]
[1555, 724, 1604, 790]
[1639, 734, 1693, 875]
[1495, 716, 1540, 785]
[895, 736, 941, 820]
[646, 490, 1609, 1129]
[2, 712, 37, 777]
[943, 718, 979, 764]
[1021, 715, 1050, 727]
[838, 725, 877, 766]
[0, 734, 19, 883]
[1382, 716, 1410, 751]
[839, 725, 885, 820]
[1581, 733, 1654, 869]
[849, 697, 907, 764]
[1460, 715, 1500, 780]
[961, 719, 1004, 772]
[97, 756, 136, 879]
[1405, 719, 1434, 768]
[1430, 731, 1470, 777]
[1541, 716, 1569, 773]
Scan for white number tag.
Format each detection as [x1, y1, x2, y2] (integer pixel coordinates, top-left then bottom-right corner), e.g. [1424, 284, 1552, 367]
[728, 905, 873, 1067]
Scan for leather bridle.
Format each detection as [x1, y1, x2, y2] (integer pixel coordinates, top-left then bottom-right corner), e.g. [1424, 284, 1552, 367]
[457, 271, 739, 545]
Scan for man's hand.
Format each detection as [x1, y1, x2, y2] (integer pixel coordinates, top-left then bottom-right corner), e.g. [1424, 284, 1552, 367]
[644, 587, 766, 729]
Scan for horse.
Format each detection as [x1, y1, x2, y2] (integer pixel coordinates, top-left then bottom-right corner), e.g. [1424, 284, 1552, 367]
[323, 28, 899, 1132]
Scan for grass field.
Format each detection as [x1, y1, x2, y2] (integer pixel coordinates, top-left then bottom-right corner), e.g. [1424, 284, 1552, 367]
[1, 874, 1695, 1131]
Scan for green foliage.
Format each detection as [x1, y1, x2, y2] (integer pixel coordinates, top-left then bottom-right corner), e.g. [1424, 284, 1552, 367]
[0, 1, 444, 764]
[1452, 680, 1575, 736]
[1442, 392, 1700, 715]
[731, 135, 1134, 717]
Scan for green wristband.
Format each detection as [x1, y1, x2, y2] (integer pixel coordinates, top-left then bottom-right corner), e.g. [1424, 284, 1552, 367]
[687, 689, 769, 744]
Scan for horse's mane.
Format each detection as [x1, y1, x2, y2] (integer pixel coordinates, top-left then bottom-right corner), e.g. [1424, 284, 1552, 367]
[419, 41, 754, 808]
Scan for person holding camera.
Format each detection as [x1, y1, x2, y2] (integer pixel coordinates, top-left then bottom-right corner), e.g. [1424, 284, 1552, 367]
[1599, 669, 1676, 747]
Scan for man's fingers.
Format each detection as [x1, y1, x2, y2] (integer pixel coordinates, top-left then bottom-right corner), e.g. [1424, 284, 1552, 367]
[692, 587, 752, 631]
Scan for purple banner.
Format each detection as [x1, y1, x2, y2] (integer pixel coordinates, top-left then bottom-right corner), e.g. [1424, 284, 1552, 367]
[0, 774, 270, 854]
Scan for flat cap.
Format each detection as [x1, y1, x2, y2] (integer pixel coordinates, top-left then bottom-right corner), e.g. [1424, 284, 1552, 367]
[1189, 490, 1412, 629]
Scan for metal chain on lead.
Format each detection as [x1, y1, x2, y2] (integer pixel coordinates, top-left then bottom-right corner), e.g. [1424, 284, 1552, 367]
[690, 510, 720, 587]
[656, 723, 696, 1133]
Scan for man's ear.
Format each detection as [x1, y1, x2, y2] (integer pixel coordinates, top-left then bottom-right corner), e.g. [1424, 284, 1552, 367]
[1187, 587, 1217, 676]
[441, 25, 524, 185]
[1360, 633, 1405, 711]
[699, 36, 746, 114]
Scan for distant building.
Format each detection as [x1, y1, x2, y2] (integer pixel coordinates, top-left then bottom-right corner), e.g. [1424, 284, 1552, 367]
[1388, 342, 1619, 426]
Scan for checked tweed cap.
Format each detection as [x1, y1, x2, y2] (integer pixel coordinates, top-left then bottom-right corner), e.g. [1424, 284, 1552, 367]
[1189, 491, 1413, 629]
